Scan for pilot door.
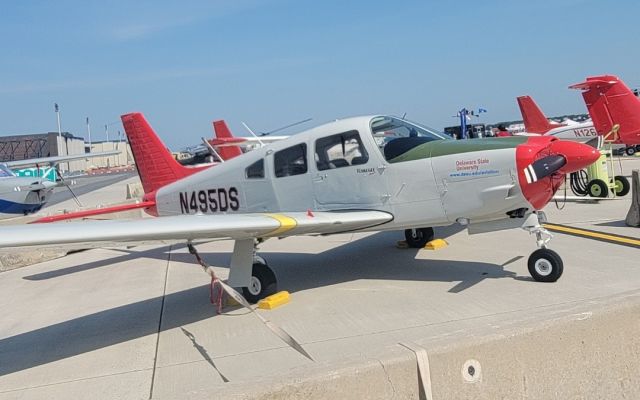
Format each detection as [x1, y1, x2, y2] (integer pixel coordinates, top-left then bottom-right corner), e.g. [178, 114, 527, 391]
[312, 130, 389, 209]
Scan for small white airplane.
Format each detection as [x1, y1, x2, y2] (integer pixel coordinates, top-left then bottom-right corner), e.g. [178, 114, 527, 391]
[0, 151, 119, 220]
[0, 111, 600, 303]
[516, 96, 599, 143]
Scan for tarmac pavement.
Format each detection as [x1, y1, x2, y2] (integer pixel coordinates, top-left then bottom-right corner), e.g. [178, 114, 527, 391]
[0, 158, 639, 399]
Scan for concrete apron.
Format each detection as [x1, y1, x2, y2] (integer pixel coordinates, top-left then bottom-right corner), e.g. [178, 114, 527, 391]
[201, 290, 640, 400]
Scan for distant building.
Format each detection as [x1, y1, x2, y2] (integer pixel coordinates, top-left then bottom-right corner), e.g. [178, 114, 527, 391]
[0, 132, 132, 173]
[89, 140, 134, 169]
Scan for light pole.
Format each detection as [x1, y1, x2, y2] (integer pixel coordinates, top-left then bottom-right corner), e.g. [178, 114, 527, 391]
[54, 103, 61, 138]
[54, 103, 69, 172]
[86, 117, 92, 151]
[104, 121, 121, 142]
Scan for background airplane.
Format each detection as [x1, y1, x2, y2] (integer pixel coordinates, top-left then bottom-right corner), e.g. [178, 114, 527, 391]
[1, 112, 599, 303]
[570, 74, 640, 149]
[0, 151, 118, 219]
[516, 96, 599, 144]
[517, 75, 640, 153]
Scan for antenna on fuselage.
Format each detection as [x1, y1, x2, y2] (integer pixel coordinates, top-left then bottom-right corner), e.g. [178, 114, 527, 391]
[260, 118, 312, 136]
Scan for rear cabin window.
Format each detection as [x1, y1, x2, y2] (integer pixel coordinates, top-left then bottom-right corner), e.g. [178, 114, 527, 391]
[274, 143, 308, 178]
[315, 130, 368, 171]
[245, 159, 264, 179]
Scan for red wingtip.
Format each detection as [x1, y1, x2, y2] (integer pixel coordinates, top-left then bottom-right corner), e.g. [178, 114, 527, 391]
[31, 200, 157, 223]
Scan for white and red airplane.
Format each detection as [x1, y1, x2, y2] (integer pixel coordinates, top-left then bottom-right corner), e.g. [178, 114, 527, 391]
[570, 74, 640, 150]
[516, 96, 599, 143]
[0, 111, 599, 302]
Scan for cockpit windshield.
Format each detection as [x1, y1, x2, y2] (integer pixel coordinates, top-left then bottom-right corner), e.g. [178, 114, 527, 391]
[0, 164, 15, 178]
[370, 116, 448, 162]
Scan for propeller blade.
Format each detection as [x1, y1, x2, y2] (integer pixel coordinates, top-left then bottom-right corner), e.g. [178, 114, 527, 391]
[523, 155, 566, 184]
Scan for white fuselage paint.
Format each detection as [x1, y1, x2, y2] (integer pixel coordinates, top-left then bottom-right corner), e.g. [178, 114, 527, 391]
[516, 121, 598, 143]
[155, 116, 532, 232]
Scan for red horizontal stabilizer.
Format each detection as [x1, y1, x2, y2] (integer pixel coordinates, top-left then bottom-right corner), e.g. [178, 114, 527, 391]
[31, 201, 156, 224]
[570, 75, 640, 144]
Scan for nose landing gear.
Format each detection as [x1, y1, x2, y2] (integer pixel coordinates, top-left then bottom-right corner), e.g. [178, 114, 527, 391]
[522, 213, 563, 282]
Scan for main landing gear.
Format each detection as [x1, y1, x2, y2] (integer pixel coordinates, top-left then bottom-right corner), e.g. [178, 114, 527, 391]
[522, 213, 563, 282]
[189, 240, 278, 304]
[242, 256, 278, 303]
[404, 227, 434, 248]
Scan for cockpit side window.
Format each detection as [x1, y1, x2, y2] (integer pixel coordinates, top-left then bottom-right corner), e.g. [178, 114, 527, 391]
[370, 116, 447, 162]
[245, 159, 264, 179]
[315, 130, 368, 171]
[274, 143, 308, 178]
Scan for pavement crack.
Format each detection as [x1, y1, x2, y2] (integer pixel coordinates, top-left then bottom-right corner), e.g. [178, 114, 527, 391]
[376, 358, 397, 397]
[148, 245, 172, 400]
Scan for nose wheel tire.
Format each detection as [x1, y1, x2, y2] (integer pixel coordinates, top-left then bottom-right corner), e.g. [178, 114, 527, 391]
[528, 248, 563, 282]
[404, 227, 435, 248]
[241, 260, 278, 303]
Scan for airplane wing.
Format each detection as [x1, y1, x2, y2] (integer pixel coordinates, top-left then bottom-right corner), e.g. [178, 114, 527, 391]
[0, 211, 393, 251]
[4, 151, 121, 168]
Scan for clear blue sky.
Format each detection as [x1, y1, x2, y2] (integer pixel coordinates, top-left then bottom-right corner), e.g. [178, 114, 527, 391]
[1, 0, 639, 148]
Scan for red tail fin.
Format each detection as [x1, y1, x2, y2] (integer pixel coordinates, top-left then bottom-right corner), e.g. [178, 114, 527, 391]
[211, 120, 244, 161]
[570, 75, 640, 144]
[517, 96, 564, 134]
[121, 113, 204, 194]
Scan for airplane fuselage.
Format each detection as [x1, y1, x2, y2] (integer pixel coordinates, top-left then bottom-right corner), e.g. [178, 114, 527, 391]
[516, 121, 599, 144]
[0, 176, 53, 219]
[151, 116, 555, 232]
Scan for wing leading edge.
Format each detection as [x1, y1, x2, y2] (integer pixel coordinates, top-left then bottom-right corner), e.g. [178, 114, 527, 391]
[0, 211, 393, 251]
[4, 151, 121, 169]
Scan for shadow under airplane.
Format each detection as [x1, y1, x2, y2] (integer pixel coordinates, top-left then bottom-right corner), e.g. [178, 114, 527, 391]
[3, 225, 532, 377]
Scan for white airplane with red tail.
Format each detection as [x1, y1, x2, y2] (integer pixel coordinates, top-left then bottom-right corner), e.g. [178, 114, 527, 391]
[0, 111, 600, 303]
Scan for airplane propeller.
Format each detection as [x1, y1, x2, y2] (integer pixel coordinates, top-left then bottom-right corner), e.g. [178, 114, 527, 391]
[523, 154, 566, 184]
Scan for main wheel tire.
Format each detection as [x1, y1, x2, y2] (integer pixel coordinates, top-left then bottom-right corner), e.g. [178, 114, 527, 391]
[404, 227, 434, 248]
[625, 146, 636, 156]
[587, 179, 608, 198]
[528, 248, 564, 282]
[612, 175, 630, 196]
[241, 261, 278, 303]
